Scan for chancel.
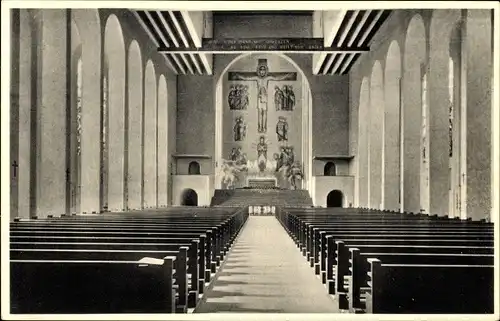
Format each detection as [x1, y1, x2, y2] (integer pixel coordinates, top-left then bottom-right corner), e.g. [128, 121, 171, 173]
[5, 3, 498, 318]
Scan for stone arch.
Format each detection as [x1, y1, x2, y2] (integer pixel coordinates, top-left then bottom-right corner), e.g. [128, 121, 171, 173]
[324, 162, 336, 176]
[383, 40, 402, 212]
[157, 74, 169, 206]
[356, 77, 370, 208]
[402, 14, 427, 214]
[215, 53, 313, 193]
[181, 188, 198, 206]
[127, 40, 143, 210]
[71, 9, 101, 214]
[104, 14, 126, 211]
[144, 59, 157, 208]
[327, 190, 343, 207]
[369, 60, 384, 209]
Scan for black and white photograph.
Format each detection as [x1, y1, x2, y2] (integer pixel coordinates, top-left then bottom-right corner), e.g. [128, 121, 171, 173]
[1, 1, 499, 320]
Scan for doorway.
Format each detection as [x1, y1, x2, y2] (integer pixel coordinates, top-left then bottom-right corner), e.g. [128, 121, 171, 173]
[327, 190, 343, 207]
[181, 188, 198, 206]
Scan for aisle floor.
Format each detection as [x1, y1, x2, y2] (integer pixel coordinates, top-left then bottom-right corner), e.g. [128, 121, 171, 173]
[194, 216, 339, 313]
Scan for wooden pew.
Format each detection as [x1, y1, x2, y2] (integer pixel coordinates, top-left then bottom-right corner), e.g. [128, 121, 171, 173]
[313, 226, 492, 274]
[348, 248, 494, 313]
[10, 207, 249, 314]
[276, 208, 494, 314]
[365, 259, 494, 314]
[11, 256, 178, 314]
[11, 240, 204, 304]
[11, 248, 191, 312]
[324, 234, 492, 295]
[10, 228, 221, 273]
[10, 236, 207, 292]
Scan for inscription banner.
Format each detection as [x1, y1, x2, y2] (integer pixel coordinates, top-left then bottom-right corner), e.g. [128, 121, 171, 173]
[158, 38, 370, 53]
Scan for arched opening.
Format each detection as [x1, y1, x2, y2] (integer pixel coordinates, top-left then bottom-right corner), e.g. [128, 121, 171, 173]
[370, 61, 384, 210]
[402, 14, 426, 214]
[69, 35, 83, 215]
[104, 14, 125, 211]
[144, 60, 157, 208]
[324, 162, 336, 176]
[327, 190, 343, 207]
[384, 40, 402, 212]
[127, 40, 143, 210]
[188, 161, 201, 175]
[356, 77, 370, 208]
[181, 189, 198, 206]
[428, 10, 463, 219]
[157, 74, 169, 206]
[72, 9, 101, 214]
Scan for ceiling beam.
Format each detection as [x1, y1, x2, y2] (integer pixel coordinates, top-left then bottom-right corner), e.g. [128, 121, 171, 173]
[180, 10, 212, 74]
[180, 11, 202, 47]
[331, 53, 346, 74]
[358, 10, 384, 46]
[314, 10, 348, 74]
[157, 11, 180, 47]
[337, 10, 360, 47]
[189, 53, 203, 74]
[347, 10, 371, 47]
[322, 54, 336, 75]
[170, 53, 186, 74]
[131, 10, 178, 74]
[144, 11, 170, 48]
[169, 11, 190, 48]
[339, 53, 356, 74]
[180, 53, 195, 74]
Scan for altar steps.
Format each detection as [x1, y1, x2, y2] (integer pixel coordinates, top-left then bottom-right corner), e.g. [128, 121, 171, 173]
[210, 189, 313, 207]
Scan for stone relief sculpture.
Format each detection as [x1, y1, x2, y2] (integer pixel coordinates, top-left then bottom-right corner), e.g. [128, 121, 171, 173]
[281, 85, 296, 111]
[228, 84, 249, 110]
[233, 116, 247, 141]
[275, 85, 295, 111]
[276, 116, 288, 142]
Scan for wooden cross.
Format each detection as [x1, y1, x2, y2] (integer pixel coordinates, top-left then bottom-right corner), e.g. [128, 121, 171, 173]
[12, 160, 19, 178]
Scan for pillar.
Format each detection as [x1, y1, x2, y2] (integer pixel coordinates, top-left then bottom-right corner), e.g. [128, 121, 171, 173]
[462, 9, 492, 221]
[35, 9, 68, 217]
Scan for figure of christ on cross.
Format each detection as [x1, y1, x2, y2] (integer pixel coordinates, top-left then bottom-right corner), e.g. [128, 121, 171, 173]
[228, 59, 297, 133]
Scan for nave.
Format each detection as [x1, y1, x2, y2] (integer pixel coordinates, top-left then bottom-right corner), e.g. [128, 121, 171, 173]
[4, 4, 498, 319]
[195, 216, 338, 313]
[9, 198, 495, 315]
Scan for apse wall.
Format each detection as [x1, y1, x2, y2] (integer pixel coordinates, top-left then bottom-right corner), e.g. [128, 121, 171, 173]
[221, 54, 303, 166]
[176, 54, 350, 164]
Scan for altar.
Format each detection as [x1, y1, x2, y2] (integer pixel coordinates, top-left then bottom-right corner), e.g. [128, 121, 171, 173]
[247, 176, 277, 188]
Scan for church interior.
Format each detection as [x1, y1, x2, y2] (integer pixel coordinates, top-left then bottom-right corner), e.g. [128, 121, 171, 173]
[4, 4, 499, 318]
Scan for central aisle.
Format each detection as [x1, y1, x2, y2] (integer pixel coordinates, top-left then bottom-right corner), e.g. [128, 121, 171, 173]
[195, 216, 339, 313]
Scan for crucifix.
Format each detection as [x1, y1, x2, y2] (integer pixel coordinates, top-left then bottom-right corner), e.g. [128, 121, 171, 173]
[228, 59, 297, 133]
[12, 160, 19, 178]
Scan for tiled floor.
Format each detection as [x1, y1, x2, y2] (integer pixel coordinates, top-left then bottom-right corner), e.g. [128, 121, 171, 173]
[194, 216, 339, 313]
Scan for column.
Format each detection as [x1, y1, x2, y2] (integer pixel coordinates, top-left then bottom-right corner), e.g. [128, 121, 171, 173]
[462, 9, 492, 221]
[369, 62, 383, 209]
[10, 9, 20, 218]
[35, 9, 68, 217]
